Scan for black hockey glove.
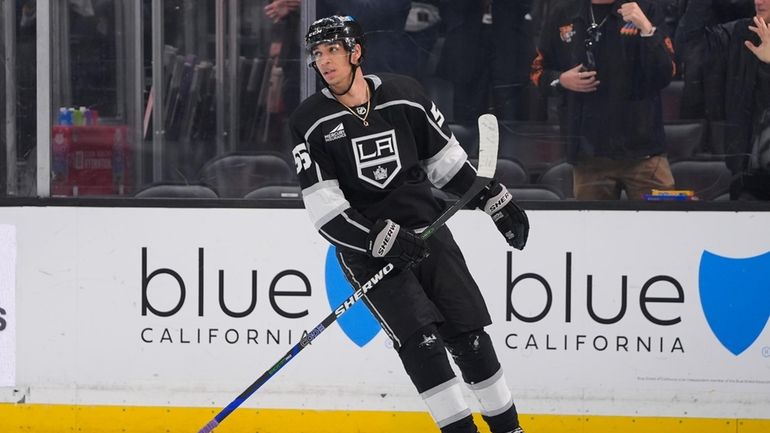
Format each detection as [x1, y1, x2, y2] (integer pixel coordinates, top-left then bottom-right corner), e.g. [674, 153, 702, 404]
[480, 182, 529, 250]
[366, 219, 430, 270]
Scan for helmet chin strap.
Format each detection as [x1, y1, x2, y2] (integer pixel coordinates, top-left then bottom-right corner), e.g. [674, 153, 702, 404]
[313, 52, 360, 97]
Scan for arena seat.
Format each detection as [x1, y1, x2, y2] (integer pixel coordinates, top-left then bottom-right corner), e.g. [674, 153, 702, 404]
[671, 159, 732, 200]
[244, 184, 302, 200]
[199, 152, 298, 198]
[495, 158, 529, 187]
[498, 121, 567, 179]
[661, 80, 684, 121]
[134, 183, 218, 198]
[664, 119, 707, 161]
[470, 157, 529, 187]
[509, 185, 564, 201]
[538, 161, 574, 199]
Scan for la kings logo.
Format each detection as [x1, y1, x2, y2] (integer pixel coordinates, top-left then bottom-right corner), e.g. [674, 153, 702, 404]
[352, 129, 401, 188]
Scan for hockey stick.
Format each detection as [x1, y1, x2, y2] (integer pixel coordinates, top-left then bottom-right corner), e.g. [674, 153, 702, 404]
[197, 114, 499, 433]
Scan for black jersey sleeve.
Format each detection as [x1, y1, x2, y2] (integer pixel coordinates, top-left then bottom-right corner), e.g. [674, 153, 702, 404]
[289, 109, 375, 254]
[395, 76, 480, 197]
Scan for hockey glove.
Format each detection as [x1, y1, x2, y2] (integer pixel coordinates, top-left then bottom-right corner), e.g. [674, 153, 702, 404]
[367, 219, 430, 269]
[481, 182, 529, 250]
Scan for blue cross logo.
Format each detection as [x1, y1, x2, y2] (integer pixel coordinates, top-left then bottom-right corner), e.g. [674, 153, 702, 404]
[699, 250, 770, 356]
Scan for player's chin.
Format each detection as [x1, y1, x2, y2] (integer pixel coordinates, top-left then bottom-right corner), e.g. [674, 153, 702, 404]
[326, 77, 348, 92]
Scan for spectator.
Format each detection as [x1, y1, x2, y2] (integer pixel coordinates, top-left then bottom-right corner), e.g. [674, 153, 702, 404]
[530, 0, 677, 200]
[264, 0, 301, 22]
[676, 0, 770, 199]
[404, 1, 443, 80]
[437, 0, 537, 124]
[264, 0, 303, 115]
[674, 0, 755, 118]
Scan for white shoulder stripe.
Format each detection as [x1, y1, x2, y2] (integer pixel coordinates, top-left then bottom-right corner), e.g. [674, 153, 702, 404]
[375, 99, 451, 142]
[304, 110, 351, 142]
[364, 74, 382, 89]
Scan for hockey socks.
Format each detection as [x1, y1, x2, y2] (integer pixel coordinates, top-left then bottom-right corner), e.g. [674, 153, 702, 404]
[398, 325, 480, 433]
[445, 330, 522, 433]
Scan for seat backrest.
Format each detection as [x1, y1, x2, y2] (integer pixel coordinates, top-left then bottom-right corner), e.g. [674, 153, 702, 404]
[509, 185, 563, 201]
[199, 152, 298, 198]
[469, 157, 529, 187]
[664, 120, 707, 161]
[499, 121, 566, 178]
[244, 184, 302, 200]
[134, 183, 219, 199]
[495, 158, 529, 186]
[671, 159, 732, 200]
[708, 120, 730, 155]
[538, 161, 574, 199]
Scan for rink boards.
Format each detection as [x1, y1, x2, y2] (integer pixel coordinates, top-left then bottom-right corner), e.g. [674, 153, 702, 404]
[0, 207, 769, 432]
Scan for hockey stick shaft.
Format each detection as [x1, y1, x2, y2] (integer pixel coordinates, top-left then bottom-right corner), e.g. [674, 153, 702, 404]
[197, 114, 499, 433]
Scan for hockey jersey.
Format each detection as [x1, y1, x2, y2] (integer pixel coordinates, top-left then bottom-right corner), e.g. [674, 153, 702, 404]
[288, 73, 478, 254]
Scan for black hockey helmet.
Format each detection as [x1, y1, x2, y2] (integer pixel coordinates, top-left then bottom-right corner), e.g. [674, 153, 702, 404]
[304, 15, 366, 65]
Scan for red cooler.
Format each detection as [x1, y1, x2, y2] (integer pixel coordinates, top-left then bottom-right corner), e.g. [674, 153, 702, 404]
[51, 125, 132, 196]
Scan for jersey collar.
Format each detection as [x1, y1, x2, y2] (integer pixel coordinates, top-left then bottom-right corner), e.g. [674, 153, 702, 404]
[321, 74, 382, 100]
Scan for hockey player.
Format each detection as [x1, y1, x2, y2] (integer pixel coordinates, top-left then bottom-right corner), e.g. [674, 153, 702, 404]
[289, 15, 529, 433]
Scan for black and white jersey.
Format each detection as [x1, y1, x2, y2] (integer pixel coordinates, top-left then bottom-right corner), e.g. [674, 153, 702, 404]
[289, 73, 478, 254]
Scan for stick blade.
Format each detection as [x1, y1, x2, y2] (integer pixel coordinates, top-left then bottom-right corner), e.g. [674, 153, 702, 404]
[477, 114, 499, 179]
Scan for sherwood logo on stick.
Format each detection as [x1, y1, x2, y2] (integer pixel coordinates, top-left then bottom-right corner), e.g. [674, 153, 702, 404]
[333, 262, 394, 318]
[325, 246, 383, 347]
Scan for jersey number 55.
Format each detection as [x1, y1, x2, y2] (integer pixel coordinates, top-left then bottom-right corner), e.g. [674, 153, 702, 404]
[293, 143, 312, 174]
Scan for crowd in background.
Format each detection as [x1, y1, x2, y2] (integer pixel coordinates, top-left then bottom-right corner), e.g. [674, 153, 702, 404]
[260, 0, 768, 201]
[2, 0, 767, 201]
[478, 0, 765, 200]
